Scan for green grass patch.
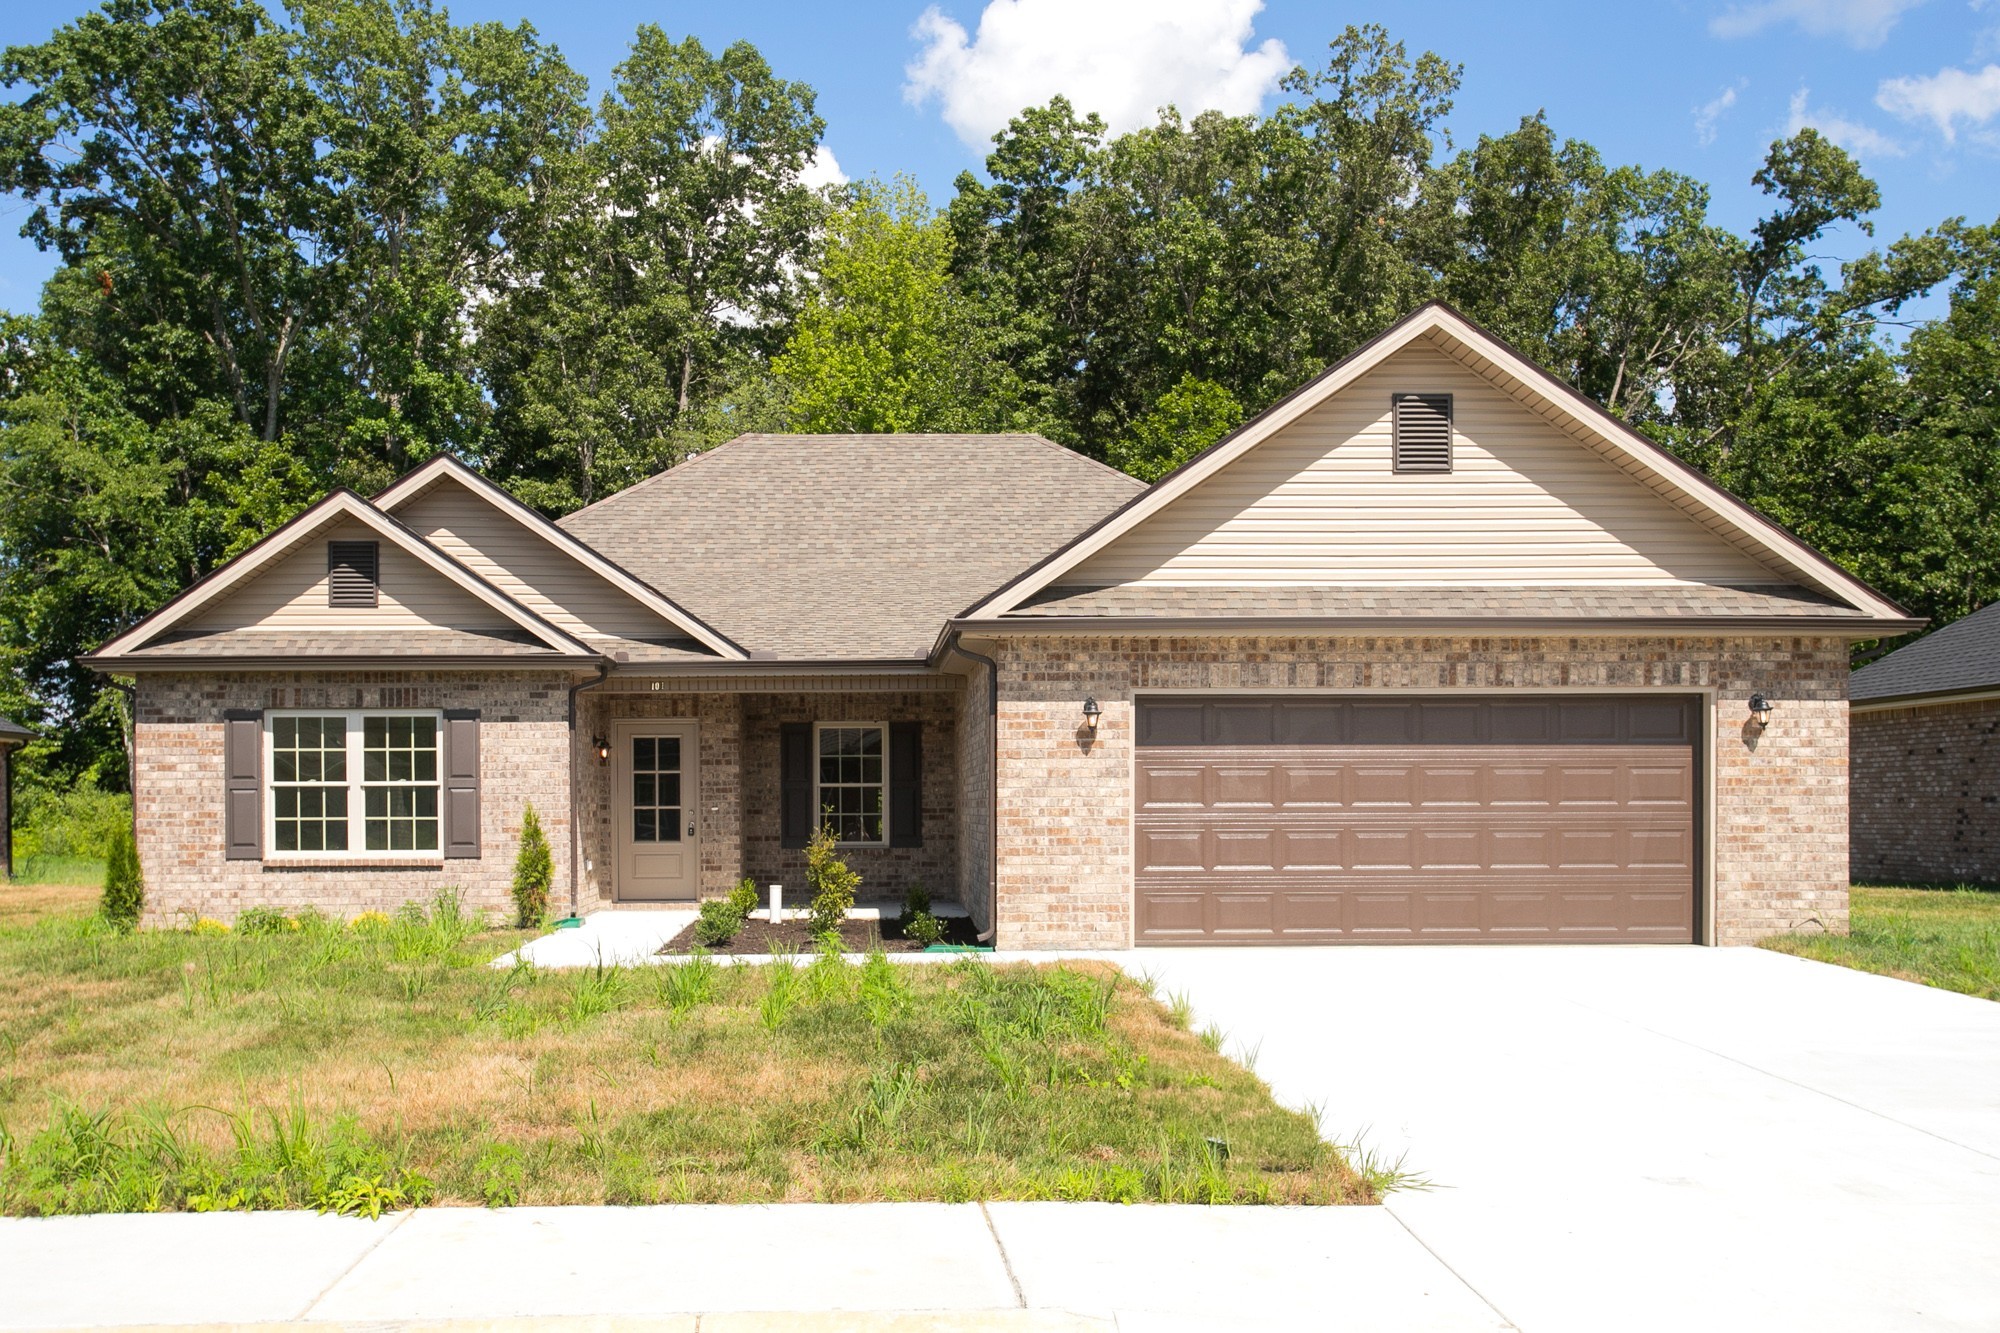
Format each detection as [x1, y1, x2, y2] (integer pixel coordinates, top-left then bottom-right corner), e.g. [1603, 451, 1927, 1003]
[9, 855, 106, 888]
[1761, 884, 2000, 1001]
[0, 895, 1372, 1213]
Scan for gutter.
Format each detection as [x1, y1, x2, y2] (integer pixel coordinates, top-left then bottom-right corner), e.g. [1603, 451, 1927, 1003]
[946, 614, 1926, 639]
[565, 663, 613, 920]
[80, 654, 591, 672]
[1849, 685, 2000, 714]
[943, 638, 999, 946]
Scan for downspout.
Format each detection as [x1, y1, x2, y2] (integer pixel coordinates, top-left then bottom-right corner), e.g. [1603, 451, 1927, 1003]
[566, 663, 612, 920]
[945, 641, 999, 944]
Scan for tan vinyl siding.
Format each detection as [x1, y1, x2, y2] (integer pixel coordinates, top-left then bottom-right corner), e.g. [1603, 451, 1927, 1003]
[1071, 344, 1786, 588]
[185, 518, 505, 631]
[396, 485, 682, 642]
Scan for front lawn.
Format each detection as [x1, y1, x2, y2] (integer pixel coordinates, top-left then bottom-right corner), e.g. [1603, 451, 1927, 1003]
[0, 890, 1373, 1214]
[1761, 884, 2000, 1001]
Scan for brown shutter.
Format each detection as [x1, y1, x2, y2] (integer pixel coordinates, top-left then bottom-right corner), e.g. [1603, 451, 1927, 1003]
[1392, 393, 1453, 473]
[780, 722, 812, 849]
[889, 721, 923, 848]
[223, 709, 263, 860]
[442, 709, 481, 859]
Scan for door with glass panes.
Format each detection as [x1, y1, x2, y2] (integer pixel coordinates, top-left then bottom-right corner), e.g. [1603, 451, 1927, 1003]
[612, 721, 699, 901]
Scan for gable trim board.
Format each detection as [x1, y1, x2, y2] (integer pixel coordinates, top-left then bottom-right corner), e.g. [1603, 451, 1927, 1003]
[374, 456, 745, 660]
[85, 490, 596, 668]
[961, 302, 1912, 627]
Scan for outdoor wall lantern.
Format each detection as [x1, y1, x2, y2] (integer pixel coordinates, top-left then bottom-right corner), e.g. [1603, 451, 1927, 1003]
[592, 736, 611, 764]
[1748, 694, 1774, 729]
[1081, 696, 1103, 732]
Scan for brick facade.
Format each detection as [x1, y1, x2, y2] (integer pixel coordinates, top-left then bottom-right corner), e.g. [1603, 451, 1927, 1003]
[574, 685, 961, 911]
[982, 634, 1853, 950]
[132, 671, 581, 926]
[1850, 697, 2000, 885]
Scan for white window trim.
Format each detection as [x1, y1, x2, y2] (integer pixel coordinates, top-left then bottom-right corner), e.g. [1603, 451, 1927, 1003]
[812, 721, 889, 848]
[264, 709, 445, 861]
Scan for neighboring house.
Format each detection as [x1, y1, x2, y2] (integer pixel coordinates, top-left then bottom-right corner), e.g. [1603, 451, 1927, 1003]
[1849, 600, 2000, 885]
[83, 304, 1917, 947]
[0, 717, 31, 880]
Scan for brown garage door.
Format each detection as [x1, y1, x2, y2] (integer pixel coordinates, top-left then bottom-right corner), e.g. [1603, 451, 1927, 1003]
[1134, 696, 1698, 945]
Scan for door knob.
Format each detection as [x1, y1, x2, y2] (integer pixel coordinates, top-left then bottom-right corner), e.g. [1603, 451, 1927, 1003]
[686, 822, 695, 837]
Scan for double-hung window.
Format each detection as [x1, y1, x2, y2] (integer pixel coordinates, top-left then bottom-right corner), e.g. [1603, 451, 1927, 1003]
[268, 711, 441, 857]
[814, 723, 886, 845]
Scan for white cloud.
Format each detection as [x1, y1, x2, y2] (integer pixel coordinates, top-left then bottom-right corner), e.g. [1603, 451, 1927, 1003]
[1876, 63, 2000, 140]
[1788, 87, 1910, 156]
[1710, 0, 1926, 48]
[799, 145, 848, 191]
[1695, 79, 1748, 144]
[903, 0, 1292, 149]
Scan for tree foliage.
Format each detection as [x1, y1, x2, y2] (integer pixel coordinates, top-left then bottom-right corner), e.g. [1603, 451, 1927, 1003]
[0, 3, 1997, 801]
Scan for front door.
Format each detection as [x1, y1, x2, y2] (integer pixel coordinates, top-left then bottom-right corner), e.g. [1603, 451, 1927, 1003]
[613, 720, 699, 902]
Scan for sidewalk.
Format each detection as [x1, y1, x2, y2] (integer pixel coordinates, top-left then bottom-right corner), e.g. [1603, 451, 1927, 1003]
[0, 1202, 1505, 1332]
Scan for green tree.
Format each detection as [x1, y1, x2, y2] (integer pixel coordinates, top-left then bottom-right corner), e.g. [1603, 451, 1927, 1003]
[774, 177, 1034, 433]
[511, 802, 553, 927]
[477, 29, 826, 508]
[102, 823, 143, 929]
[1106, 374, 1243, 481]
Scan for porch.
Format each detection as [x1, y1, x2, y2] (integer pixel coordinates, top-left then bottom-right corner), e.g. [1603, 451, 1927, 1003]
[569, 671, 990, 933]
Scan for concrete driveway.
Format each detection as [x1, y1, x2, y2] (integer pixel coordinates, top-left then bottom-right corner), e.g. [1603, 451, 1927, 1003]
[1128, 944, 2000, 1333]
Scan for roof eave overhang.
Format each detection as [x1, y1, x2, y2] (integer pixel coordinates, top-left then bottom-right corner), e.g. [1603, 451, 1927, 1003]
[83, 654, 601, 673]
[1849, 684, 2000, 712]
[606, 658, 941, 678]
[948, 615, 1923, 639]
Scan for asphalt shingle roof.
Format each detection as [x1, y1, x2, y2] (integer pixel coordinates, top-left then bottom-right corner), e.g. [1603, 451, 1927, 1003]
[558, 434, 1146, 660]
[1012, 584, 1865, 620]
[117, 627, 569, 660]
[1850, 600, 2000, 702]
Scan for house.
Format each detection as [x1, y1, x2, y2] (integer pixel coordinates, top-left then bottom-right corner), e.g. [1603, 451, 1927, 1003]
[1849, 600, 2000, 885]
[0, 717, 31, 880]
[83, 303, 1917, 947]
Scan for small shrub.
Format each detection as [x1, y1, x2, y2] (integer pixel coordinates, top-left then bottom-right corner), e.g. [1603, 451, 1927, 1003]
[511, 804, 553, 928]
[474, 1144, 524, 1207]
[100, 825, 143, 931]
[692, 898, 746, 947]
[348, 911, 392, 935]
[727, 877, 760, 919]
[236, 907, 297, 936]
[903, 911, 946, 948]
[805, 823, 859, 936]
[191, 917, 231, 936]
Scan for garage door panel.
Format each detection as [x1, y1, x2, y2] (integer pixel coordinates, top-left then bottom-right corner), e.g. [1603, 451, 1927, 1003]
[1134, 696, 1698, 945]
[1212, 765, 1279, 807]
[1136, 763, 1205, 809]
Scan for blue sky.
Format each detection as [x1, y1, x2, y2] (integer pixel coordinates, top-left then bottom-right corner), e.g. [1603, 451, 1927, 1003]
[3, 0, 1998, 314]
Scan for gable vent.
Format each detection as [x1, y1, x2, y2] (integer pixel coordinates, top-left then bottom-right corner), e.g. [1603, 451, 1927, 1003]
[1392, 393, 1453, 473]
[327, 541, 380, 608]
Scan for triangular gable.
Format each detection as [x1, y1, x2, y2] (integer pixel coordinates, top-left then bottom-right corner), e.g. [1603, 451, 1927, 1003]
[93, 490, 594, 660]
[965, 303, 1910, 622]
[375, 457, 744, 660]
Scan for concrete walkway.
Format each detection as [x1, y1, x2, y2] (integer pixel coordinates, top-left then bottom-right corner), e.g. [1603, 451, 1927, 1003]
[1126, 944, 2000, 1333]
[0, 1202, 1500, 1332]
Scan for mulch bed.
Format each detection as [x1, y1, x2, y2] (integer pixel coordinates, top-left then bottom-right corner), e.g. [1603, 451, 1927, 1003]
[659, 913, 983, 956]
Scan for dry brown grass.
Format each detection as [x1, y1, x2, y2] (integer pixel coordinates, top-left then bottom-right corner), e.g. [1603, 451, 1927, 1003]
[0, 893, 1375, 1212]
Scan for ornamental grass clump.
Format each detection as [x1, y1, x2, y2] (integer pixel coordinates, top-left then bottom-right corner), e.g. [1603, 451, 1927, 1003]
[511, 804, 553, 928]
